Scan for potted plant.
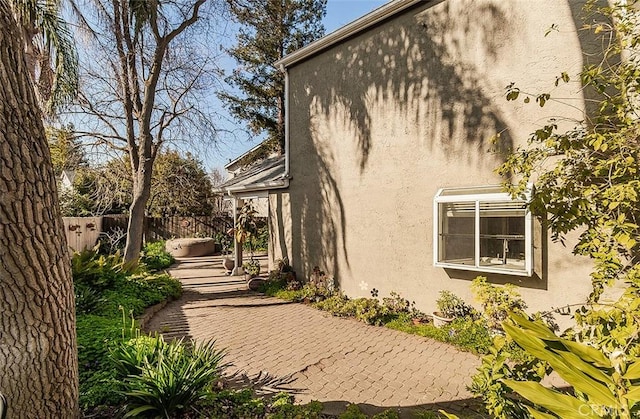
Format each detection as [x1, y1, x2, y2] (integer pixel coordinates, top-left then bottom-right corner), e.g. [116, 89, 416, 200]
[216, 232, 234, 275]
[433, 290, 475, 328]
[235, 203, 260, 280]
[243, 259, 261, 280]
[410, 308, 430, 325]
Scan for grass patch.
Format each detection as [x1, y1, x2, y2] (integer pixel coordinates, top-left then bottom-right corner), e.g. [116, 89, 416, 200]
[385, 315, 492, 355]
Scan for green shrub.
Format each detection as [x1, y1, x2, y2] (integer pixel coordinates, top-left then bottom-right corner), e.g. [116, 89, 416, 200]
[315, 293, 353, 317]
[339, 404, 367, 419]
[371, 411, 401, 419]
[75, 283, 107, 314]
[77, 315, 128, 408]
[201, 388, 267, 418]
[382, 291, 411, 314]
[110, 335, 228, 418]
[259, 276, 288, 295]
[268, 393, 323, 418]
[436, 290, 477, 319]
[471, 277, 526, 331]
[75, 248, 183, 412]
[337, 404, 400, 419]
[315, 295, 392, 325]
[72, 248, 131, 291]
[347, 298, 392, 326]
[141, 241, 175, 271]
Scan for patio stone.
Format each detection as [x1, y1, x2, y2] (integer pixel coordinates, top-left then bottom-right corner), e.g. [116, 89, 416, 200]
[146, 255, 488, 418]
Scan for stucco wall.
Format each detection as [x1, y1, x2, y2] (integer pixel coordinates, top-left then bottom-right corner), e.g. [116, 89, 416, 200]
[272, 0, 598, 315]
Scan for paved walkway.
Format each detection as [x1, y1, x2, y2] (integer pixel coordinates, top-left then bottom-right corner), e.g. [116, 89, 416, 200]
[146, 255, 486, 418]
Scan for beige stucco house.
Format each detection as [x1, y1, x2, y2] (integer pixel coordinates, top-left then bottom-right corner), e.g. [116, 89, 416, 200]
[223, 0, 600, 314]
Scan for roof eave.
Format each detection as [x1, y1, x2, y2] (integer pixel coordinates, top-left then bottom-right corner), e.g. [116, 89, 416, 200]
[215, 178, 290, 195]
[224, 140, 273, 170]
[276, 0, 425, 69]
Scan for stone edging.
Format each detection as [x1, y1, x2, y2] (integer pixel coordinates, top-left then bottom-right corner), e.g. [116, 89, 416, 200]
[138, 299, 170, 331]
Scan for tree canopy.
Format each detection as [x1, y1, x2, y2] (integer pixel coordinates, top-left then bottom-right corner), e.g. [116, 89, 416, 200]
[219, 0, 326, 159]
[497, 0, 640, 302]
[60, 150, 215, 217]
[67, 0, 217, 262]
[470, 2, 640, 418]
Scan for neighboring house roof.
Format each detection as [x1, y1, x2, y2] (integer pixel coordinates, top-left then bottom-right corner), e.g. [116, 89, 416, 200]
[224, 140, 276, 174]
[223, 1, 422, 194]
[60, 170, 76, 189]
[217, 155, 286, 195]
[276, 0, 424, 69]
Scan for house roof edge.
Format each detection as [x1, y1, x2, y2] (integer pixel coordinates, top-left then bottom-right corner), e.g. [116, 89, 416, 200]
[276, 0, 425, 69]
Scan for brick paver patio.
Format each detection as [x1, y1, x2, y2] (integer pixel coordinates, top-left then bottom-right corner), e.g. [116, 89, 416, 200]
[146, 255, 487, 418]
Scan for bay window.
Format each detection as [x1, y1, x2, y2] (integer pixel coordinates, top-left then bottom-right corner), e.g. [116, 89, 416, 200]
[433, 186, 533, 276]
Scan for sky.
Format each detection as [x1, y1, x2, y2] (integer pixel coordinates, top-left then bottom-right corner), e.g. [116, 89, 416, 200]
[208, 0, 389, 172]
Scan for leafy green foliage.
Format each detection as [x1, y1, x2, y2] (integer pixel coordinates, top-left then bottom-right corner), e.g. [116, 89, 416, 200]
[496, 1, 640, 301]
[96, 273, 181, 317]
[60, 150, 215, 217]
[201, 389, 327, 418]
[200, 388, 267, 418]
[147, 150, 215, 217]
[220, 0, 326, 156]
[140, 241, 175, 272]
[74, 249, 182, 410]
[338, 404, 369, 419]
[469, 332, 548, 419]
[475, 2, 640, 417]
[386, 316, 493, 356]
[246, 224, 270, 252]
[471, 277, 527, 331]
[436, 290, 478, 320]
[501, 313, 640, 418]
[235, 202, 258, 249]
[337, 404, 401, 418]
[59, 161, 131, 216]
[110, 335, 228, 418]
[74, 284, 107, 315]
[267, 393, 323, 418]
[243, 259, 262, 277]
[77, 315, 128, 408]
[8, 0, 78, 114]
[48, 124, 87, 177]
[72, 248, 131, 291]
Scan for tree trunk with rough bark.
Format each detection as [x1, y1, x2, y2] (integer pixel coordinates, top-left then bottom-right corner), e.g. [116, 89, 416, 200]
[123, 155, 154, 262]
[0, 3, 79, 417]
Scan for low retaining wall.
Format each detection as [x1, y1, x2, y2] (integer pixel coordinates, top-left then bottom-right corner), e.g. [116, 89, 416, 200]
[165, 238, 217, 257]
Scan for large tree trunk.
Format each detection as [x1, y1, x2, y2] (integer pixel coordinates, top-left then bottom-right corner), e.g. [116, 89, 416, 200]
[0, 3, 79, 417]
[123, 158, 153, 262]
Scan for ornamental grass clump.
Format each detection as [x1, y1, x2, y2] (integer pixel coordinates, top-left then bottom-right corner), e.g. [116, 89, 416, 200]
[110, 334, 229, 418]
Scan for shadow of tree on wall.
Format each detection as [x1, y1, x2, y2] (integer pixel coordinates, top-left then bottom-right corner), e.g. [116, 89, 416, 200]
[287, 0, 518, 282]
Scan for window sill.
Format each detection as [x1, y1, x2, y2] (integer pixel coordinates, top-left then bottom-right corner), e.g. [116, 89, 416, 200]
[435, 261, 532, 277]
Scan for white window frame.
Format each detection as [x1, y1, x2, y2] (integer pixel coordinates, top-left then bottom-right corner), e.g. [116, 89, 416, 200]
[433, 185, 533, 276]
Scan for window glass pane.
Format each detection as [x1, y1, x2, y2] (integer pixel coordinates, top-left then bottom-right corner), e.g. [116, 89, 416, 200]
[479, 202, 526, 271]
[439, 202, 475, 265]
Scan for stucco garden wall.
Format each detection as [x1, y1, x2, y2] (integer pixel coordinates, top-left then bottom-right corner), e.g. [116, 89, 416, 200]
[271, 0, 599, 315]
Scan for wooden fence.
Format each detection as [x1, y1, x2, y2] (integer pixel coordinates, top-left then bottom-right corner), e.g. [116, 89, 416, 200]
[62, 217, 103, 252]
[103, 215, 234, 241]
[63, 215, 235, 252]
